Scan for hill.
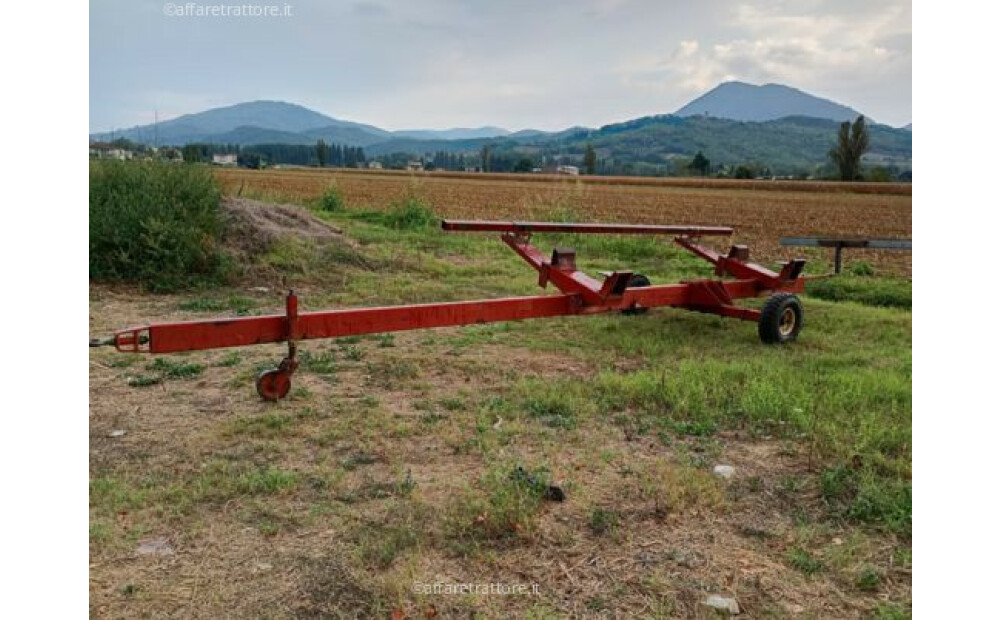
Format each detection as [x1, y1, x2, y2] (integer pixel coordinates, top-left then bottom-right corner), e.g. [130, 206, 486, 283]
[90, 100, 388, 145]
[89, 83, 910, 173]
[675, 81, 864, 123]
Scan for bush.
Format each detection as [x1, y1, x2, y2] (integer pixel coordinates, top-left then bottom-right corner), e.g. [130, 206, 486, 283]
[316, 186, 345, 212]
[351, 197, 437, 230]
[90, 161, 228, 291]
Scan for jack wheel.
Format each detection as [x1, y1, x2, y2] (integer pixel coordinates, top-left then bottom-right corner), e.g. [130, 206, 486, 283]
[622, 273, 651, 315]
[758, 293, 803, 344]
[256, 369, 292, 401]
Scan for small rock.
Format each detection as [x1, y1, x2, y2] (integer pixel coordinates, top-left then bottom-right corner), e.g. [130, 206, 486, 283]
[713, 465, 736, 480]
[108, 429, 126, 438]
[255, 562, 272, 571]
[705, 594, 740, 615]
[136, 538, 174, 556]
[249, 286, 270, 293]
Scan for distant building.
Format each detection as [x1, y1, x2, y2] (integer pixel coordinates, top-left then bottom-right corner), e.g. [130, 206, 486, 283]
[556, 165, 579, 176]
[212, 153, 238, 166]
[89, 142, 133, 160]
[407, 160, 423, 171]
[464, 166, 481, 173]
[367, 161, 383, 169]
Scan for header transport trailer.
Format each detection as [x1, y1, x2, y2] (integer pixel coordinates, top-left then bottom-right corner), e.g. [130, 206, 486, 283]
[104, 220, 808, 401]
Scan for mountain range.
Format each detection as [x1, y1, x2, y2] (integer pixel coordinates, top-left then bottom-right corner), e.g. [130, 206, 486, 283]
[91, 81, 912, 173]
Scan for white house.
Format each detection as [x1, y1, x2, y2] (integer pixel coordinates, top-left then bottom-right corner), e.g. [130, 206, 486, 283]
[90, 143, 133, 160]
[367, 161, 383, 169]
[407, 160, 423, 171]
[212, 153, 238, 166]
[556, 165, 579, 176]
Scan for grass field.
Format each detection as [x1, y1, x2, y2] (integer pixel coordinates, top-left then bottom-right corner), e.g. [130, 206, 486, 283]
[89, 172, 911, 619]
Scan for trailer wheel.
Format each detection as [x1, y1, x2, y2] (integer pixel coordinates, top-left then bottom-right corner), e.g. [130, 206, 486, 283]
[622, 273, 651, 315]
[758, 293, 803, 344]
[256, 369, 292, 401]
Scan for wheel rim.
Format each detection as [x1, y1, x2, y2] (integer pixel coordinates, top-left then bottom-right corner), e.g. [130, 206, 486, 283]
[778, 307, 797, 337]
[256, 370, 291, 401]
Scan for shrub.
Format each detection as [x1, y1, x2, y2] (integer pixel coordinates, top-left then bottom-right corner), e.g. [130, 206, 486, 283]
[90, 161, 228, 291]
[317, 186, 345, 212]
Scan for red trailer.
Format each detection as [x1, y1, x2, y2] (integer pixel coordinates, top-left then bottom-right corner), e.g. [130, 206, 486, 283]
[109, 220, 807, 401]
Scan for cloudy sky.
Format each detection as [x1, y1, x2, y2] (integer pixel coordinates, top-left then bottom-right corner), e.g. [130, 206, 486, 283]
[90, 0, 911, 132]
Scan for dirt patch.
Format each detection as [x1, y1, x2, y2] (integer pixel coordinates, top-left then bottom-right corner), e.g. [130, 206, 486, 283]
[220, 196, 356, 257]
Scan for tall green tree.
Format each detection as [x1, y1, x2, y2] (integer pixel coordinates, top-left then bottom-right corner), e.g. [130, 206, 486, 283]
[829, 115, 870, 181]
[583, 144, 597, 175]
[480, 145, 491, 172]
[690, 151, 710, 176]
[316, 140, 328, 167]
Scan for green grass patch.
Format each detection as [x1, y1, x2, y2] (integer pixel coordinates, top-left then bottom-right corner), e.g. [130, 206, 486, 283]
[353, 196, 437, 230]
[806, 275, 911, 309]
[146, 357, 206, 379]
[179, 294, 258, 315]
[787, 547, 824, 575]
[448, 464, 553, 543]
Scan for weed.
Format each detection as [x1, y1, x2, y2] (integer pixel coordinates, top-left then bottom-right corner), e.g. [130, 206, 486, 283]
[179, 294, 257, 315]
[146, 357, 206, 379]
[365, 358, 418, 387]
[299, 349, 337, 374]
[361, 196, 437, 230]
[588, 508, 620, 535]
[848, 261, 876, 277]
[874, 602, 910, 620]
[228, 413, 294, 438]
[855, 566, 882, 592]
[236, 466, 298, 495]
[821, 466, 911, 536]
[317, 186, 345, 213]
[214, 351, 242, 367]
[127, 374, 162, 387]
[638, 459, 724, 517]
[448, 464, 552, 542]
[788, 547, 824, 575]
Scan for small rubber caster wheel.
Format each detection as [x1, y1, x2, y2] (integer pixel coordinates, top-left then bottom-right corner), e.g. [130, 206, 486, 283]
[758, 293, 804, 344]
[256, 369, 292, 401]
[622, 273, 651, 315]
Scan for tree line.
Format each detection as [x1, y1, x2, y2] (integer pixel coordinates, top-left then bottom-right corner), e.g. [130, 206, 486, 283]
[180, 141, 366, 168]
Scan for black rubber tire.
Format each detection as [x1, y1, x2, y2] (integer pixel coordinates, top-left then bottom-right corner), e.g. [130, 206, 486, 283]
[758, 293, 804, 344]
[621, 273, 651, 315]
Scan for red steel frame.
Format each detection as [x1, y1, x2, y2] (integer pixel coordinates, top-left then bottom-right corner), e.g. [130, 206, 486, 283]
[113, 220, 806, 400]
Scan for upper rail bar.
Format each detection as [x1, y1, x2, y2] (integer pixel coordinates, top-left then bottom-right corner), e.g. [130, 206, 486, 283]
[441, 220, 733, 236]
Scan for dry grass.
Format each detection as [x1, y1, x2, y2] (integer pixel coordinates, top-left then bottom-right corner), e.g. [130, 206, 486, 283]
[90, 293, 910, 619]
